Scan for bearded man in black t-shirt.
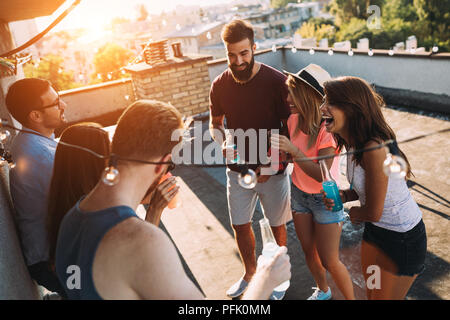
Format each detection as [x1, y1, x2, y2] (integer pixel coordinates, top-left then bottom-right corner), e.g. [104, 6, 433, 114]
[209, 19, 292, 300]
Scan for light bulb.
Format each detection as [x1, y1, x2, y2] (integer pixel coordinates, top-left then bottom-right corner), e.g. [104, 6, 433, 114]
[383, 153, 408, 179]
[309, 48, 315, 55]
[271, 45, 277, 52]
[102, 166, 120, 186]
[348, 49, 354, 56]
[107, 73, 112, 80]
[292, 47, 297, 53]
[432, 45, 439, 53]
[328, 49, 333, 56]
[97, 73, 102, 80]
[238, 168, 257, 189]
[0, 129, 11, 143]
[368, 49, 373, 56]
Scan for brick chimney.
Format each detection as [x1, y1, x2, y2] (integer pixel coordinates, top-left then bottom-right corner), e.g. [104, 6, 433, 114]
[125, 54, 213, 116]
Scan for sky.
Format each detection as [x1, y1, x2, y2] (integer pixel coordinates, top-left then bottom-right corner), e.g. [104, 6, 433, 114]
[36, 0, 235, 32]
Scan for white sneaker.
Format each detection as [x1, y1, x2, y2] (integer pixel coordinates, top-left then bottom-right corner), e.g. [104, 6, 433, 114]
[307, 287, 332, 300]
[226, 277, 248, 298]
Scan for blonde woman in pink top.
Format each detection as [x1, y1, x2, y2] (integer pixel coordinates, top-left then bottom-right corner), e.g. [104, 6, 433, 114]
[271, 64, 354, 300]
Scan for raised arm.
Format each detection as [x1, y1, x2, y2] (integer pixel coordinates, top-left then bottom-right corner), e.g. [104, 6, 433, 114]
[349, 142, 388, 223]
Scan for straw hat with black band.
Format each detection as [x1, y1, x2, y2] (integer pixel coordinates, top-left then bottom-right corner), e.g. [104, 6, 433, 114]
[283, 64, 331, 97]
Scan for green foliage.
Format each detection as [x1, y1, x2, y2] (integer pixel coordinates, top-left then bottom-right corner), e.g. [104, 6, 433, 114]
[23, 54, 80, 91]
[300, 0, 449, 51]
[91, 43, 133, 83]
[297, 20, 336, 43]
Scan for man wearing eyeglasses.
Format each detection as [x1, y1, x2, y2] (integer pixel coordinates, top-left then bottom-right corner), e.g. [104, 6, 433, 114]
[5, 78, 67, 298]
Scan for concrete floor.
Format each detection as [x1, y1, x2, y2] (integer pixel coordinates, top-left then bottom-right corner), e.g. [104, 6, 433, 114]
[160, 106, 450, 300]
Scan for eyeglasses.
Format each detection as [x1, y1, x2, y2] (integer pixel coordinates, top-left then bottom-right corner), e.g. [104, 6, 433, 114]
[35, 95, 61, 111]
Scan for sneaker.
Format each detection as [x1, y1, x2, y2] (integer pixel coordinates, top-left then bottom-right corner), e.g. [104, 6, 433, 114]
[270, 289, 286, 300]
[226, 277, 248, 298]
[307, 287, 332, 300]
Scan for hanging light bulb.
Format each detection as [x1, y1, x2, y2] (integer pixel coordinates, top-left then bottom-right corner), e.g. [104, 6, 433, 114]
[102, 154, 120, 186]
[0, 129, 11, 143]
[271, 44, 277, 52]
[292, 47, 297, 53]
[348, 49, 354, 56]
[382, 141, 408, 179]
[102, 166, 120, 186]
[238, 165, 257, 189]
[107, 73, 112, 80]
[97, 73, 102, 80]
[368, 48, 374, 56]
[328, 49, 334, 56]
[309, 48, 315, 55]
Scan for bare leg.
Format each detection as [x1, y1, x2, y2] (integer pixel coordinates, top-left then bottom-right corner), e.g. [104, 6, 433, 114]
[271, 224, 287, 247]
[361, 240, 418, 300]
[315, 222, 355, 300]
[232, 222, 256, 282]
[293, 213, 329, 292]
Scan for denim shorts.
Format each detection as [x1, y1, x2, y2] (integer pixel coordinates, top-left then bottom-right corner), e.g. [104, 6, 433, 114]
[291, 183, 347, 224]
[363, 219, 427, 276]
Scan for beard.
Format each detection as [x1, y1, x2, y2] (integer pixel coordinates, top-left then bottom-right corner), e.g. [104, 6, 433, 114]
[229, 54, 255, 83]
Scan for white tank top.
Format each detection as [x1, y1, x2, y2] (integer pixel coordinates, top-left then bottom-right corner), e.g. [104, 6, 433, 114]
[347, 153, 422, 232]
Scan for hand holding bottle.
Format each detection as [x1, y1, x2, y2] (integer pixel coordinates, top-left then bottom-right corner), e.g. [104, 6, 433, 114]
[256, 246, 291, 291]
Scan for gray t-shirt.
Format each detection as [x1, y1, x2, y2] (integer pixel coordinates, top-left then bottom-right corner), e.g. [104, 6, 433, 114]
[10, 127, 56, 266]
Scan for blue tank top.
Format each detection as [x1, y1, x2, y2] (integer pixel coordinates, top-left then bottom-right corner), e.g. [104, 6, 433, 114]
[55, 199, 138, 300]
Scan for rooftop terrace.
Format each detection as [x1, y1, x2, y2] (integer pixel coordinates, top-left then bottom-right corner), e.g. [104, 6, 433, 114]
[1, 46, 449, 300]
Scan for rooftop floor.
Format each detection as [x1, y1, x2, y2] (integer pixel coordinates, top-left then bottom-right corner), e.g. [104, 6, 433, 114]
[158, 106, 450, 300]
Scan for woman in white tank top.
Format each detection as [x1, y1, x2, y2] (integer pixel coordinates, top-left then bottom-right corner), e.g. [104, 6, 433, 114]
[319, 76, 427, 300]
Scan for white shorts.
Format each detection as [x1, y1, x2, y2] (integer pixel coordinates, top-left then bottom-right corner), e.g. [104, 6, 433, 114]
[226, 168, 292, 226]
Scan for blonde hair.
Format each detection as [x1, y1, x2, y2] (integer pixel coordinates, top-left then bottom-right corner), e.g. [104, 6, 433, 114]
[286, 75, 323, 149]
[112, 100, 183, 160]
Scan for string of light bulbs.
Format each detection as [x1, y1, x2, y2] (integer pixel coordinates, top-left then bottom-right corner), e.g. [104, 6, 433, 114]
[271, 44, 440, 57]
[1, 120, 448, 189]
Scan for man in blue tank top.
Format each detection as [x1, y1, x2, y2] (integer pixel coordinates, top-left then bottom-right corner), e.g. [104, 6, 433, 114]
[55, 99, 291, 300]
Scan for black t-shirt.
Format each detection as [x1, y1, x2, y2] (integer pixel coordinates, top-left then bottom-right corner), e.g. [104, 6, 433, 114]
[210, 63, 290, 172]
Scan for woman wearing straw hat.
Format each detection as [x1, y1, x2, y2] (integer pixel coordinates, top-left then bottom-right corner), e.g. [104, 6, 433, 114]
[271, 64, 355, 300]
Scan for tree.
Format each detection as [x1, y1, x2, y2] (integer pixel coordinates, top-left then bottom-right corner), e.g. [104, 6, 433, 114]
[23, 54, 79, 91]
[91, 43, 133, 83]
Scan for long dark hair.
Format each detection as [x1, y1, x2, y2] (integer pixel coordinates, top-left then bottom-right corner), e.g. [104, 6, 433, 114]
[323, 76, 412, 178]
[47, 122, 110, 265]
